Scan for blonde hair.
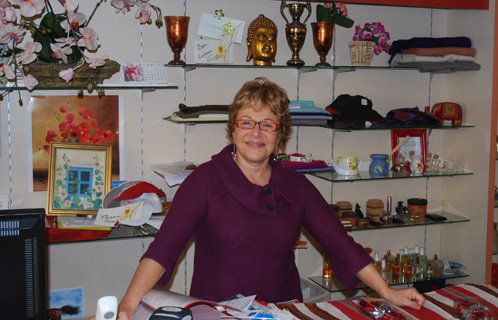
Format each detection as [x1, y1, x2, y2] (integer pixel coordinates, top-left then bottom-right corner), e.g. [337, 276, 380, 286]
[226, 77, 292, 151]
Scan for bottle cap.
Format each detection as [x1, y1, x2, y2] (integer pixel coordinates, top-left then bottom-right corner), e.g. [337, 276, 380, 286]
[404, 246, 408, 254]
[414, 245, 419, 253]
[382, 260, 386, 268]
[420, 247, 425, 255]
[375, 252, 379, 260]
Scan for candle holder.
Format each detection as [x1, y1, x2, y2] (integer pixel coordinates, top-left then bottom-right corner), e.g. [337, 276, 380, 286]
[165, 16, 190, 65]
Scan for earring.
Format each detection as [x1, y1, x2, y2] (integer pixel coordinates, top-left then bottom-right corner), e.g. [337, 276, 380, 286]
[232, 143, 237, 157]
[275, 144, 279, 151]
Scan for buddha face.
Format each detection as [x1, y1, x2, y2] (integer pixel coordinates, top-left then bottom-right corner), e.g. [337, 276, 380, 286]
[248, 27, 277, 66]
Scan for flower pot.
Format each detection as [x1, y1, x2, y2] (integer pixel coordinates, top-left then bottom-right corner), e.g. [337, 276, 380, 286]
[349, 41, 374, 66]
[27, 60, 121, 87]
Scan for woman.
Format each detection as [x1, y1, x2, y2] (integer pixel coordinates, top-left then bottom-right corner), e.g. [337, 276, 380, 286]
[113, 77, 425, 319]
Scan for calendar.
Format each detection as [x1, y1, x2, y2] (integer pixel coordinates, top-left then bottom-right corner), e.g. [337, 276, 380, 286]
[119, 62, 169, 86]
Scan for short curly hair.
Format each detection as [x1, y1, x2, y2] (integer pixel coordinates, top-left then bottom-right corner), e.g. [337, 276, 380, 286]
[226, 77, 292, 152]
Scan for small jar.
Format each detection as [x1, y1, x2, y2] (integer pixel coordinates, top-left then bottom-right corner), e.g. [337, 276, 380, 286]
[342, 211, 360, 226]
[407, 198, 428, 221]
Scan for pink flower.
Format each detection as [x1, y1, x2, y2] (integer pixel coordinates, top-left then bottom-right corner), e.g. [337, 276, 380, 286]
[135, 3, 152, 24]
[60, 11, 86, 32]
[59, 68, 74, 83]
[111, 0, 134, 14]
[18, 41, 41, 64]
[24, 74, 38, 91]
[0, 5, 16, 22]
[9, 0, 45, 18]
[0, 62, 15, 79]
[0, 22, 25, 49]
[50, 43, 72, 63]
[58, 0, 79, 12]
[85, 55, 108, 69]
[55, 37, 76, 46]
[77, 27, 99, 51]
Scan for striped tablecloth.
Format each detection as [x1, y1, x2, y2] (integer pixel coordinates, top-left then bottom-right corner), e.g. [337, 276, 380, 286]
[274, 283, 498, 319]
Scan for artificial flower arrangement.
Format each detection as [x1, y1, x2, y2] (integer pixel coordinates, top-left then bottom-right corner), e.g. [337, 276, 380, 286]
[316, 2, 354, 28]
[44, 105, 113, 153]
[0, 0, 163, 102]
[353, 22, 391, 55]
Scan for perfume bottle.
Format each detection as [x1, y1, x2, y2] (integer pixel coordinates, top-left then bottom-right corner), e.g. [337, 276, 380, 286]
[392, 257, 400, 283]
[385, 250, 396, 270]
[419, 247, 428, 279]
[431, 254, 444, 278]
[323, 253, 333, 279]
[374, 252, 382, 272]
[381, 259, 389, 281]
[401, 246, 409, 266]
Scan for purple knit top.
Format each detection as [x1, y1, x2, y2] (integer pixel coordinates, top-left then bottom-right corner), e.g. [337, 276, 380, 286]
[142, 145, 372, 303]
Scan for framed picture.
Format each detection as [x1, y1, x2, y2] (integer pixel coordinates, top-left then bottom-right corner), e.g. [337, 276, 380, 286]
[47, 142, 112, 216]
[391, 129, 428, 165]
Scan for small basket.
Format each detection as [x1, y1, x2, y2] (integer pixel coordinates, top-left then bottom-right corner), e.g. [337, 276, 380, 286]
[349, 41, 374, 66]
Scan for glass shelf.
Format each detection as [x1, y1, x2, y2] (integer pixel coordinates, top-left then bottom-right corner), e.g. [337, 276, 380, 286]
[309, 271, 470, 293]
[0, 83, 179, 91]
[167, 64, 417, 71]
[309, 169, 473, 182]
[47, 223, 158, 245]
[347, 211, 469, 232]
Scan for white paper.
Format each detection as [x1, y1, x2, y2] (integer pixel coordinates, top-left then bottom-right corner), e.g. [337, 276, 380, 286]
[95, 201, 144, 227]
[119, 62, 169, 86]
[151, 161, 197, 186]
[197, 13, 245, 44]
[194, 40, 235, 64]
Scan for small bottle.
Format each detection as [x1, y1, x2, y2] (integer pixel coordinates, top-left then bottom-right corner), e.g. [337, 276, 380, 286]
[431, 254, 444, 278]
[386, 196, 392, 214]
[403, 263, 413, 282]
[414, 256, 422, 281]
[401, 246, 409, 266]
[323, 254, 333, 279]
[392, 257, 400, 283]
[419, 248, 428, 279]
[381, 259, 389, 281]
[386, 250, 396, 270]
[374, 252, 382, 272]
[411, 245, 420, 264]
[426, 261, 434, 280]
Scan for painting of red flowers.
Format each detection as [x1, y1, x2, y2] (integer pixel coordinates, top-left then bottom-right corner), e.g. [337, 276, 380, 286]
[31, 95, 120, 192]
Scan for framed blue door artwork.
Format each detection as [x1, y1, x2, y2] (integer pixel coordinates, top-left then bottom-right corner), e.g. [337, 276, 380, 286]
[46, 142, 112, 216]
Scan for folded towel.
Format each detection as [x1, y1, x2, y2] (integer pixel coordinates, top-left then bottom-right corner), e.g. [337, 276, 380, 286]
[402, 46, 476, 57]
[388, 36, 472, 63]
[391, 61, 481, 73]
[391, 54, 475, 65]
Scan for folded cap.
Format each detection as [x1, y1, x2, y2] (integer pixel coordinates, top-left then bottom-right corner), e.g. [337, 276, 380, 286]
[326, 94, 384, 128]
[103, 180, 167, 226]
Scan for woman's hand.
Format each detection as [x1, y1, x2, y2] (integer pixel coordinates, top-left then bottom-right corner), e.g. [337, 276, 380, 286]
[378, 286, 425, 310]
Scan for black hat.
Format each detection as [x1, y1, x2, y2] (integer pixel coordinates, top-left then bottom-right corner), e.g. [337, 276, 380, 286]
[326, 94, 384, 128]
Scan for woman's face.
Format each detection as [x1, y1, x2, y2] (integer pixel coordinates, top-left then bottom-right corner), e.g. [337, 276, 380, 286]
[233, 105, 280, 166]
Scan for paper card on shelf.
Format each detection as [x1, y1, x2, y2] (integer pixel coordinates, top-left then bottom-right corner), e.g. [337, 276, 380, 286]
[151, 161, 197, 186]
[119, 62, 169, 86]
[95, 201, 144, 227]
[197, 13, 245, 44]
[57, 216, 111, 231]
[194, 40, 235, 64]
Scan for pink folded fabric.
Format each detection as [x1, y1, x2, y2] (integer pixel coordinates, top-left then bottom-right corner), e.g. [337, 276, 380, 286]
[402, 46, 476, 57]
[280, 160, 328, 168]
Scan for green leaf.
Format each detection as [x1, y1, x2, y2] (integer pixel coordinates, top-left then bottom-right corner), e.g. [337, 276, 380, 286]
[316, 5, 332, 22]
[335, 16, 354, 28]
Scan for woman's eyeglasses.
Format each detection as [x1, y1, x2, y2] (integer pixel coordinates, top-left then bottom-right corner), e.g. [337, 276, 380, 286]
[235, 119, 280, 132]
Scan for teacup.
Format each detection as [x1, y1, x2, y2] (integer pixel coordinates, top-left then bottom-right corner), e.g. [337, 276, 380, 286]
[333, 156, 362, 175]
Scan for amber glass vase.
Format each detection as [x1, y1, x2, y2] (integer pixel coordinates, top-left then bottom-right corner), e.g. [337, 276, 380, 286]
[311, 22, 334, 66]
[165, 16, 190, 65]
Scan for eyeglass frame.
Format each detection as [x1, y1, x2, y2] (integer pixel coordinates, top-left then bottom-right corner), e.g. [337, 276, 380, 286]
[235, 119, 280, 132]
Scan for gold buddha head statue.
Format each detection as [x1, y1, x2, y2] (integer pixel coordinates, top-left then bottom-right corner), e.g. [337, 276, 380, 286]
[246, 14, 278, 66]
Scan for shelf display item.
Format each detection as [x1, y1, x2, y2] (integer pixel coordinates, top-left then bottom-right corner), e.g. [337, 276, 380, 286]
[246, 15, 278, 66]
[407, 198, 427, 220]
[311, 22, 334, 66]
[331, 156, 362, 175]
[165, 16, 190, 65]
[366, 199, 384, 222]
[349, 40, 375, 66]
[410, 155, 424, 174]
[369, 153, 390, 177]
[280, 0, 311, 65]
[431, 254, 444, 278]
[430, 102, 463, 126]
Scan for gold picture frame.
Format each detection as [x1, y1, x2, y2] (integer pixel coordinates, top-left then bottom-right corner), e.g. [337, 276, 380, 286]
[47, 142, 112, 216]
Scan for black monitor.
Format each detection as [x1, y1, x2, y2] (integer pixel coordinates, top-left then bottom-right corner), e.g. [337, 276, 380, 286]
[0, 208, 47, 320]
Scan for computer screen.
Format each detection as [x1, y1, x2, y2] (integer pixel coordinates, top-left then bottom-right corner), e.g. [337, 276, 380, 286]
[0, 208, 47, 320]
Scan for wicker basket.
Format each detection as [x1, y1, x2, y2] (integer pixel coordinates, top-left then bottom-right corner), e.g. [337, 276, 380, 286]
[349, 41, 374, 67]
[27, 60, 120, 87]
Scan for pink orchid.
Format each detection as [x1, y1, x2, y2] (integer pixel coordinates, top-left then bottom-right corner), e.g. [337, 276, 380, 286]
[55, 37, 76, 45]
[0, 22, 25, 49]
[135, 3, 153, 24]
[59, 68, 74, 83]
[77, 27, 99, 51]
[58, 0, 79, 12]
[50, 43, 72, 63]
[18, 41, 42, 64]
[60, 11, 86, 32]
[0, 5, 16, 22]
[111, 0, 134, 14]
[85, 55, 108, 69]
[0, 62, 15, 79]
[24, 74, 38, 91]
[9, 0, 45, 18]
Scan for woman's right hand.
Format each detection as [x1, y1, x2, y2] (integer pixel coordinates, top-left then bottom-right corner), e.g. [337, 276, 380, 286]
[116, 302, 136, 320]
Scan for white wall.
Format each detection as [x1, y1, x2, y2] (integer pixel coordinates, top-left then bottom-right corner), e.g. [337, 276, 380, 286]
[0, 0, 494, 316]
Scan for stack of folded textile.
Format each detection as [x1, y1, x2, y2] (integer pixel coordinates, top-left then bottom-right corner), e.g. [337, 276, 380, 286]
[289, 100, 334, 126]
[388, 36, 480, 72]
